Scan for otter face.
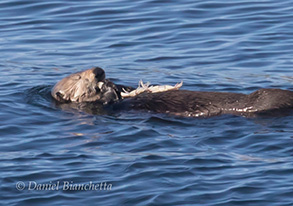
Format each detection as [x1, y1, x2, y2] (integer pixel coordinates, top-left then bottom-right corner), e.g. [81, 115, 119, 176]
[51, 67, 119, 104]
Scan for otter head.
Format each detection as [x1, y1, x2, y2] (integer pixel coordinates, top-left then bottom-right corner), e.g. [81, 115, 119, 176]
[51, 67, 120, 104]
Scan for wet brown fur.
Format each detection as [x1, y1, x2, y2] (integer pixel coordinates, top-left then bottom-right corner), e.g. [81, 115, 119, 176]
[51, 67, 293, 117]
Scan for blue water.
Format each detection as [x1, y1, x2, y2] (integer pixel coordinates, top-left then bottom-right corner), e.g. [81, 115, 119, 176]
[1, 0, 293, 205]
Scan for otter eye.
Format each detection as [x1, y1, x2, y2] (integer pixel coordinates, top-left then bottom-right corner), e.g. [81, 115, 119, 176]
[56, 92, 65, 101]
[56, 92, 64, 98]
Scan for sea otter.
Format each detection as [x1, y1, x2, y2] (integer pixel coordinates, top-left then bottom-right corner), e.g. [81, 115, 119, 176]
[51, 67, 293, 118]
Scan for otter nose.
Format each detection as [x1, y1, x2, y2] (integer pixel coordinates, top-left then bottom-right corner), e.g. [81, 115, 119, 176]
[92, 67, 105, 81]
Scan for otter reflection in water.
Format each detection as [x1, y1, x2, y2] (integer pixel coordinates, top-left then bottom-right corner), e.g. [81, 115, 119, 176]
[51, 67, 293, 118]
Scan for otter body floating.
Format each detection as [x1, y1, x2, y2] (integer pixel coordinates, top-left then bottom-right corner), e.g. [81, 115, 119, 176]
[51, 67, 293, 118]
